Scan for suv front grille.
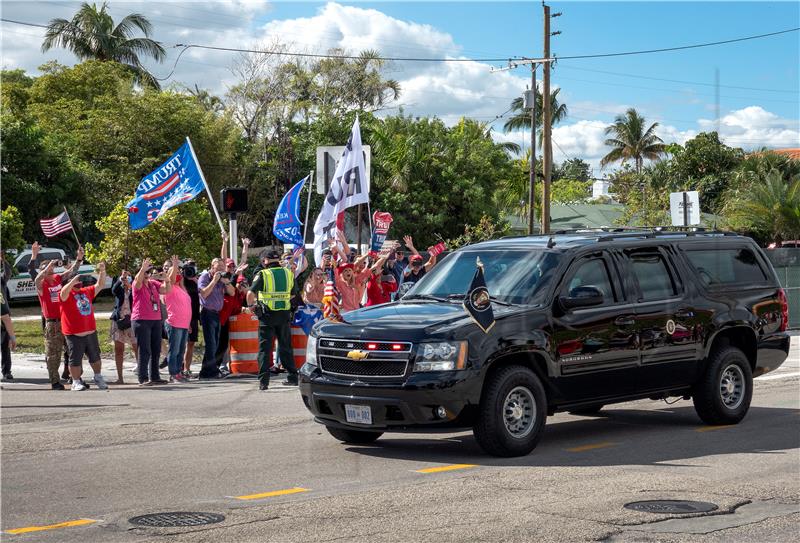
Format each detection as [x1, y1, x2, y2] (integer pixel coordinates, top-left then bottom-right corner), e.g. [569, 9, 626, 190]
[318, 338, 412, 378]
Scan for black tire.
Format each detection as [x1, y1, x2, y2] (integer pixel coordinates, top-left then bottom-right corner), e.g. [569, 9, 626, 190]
[473, 365, 547, 457]
[692, 346, 753, 425]
[326, 426, 383, 444]
[569, 404, 604, 416]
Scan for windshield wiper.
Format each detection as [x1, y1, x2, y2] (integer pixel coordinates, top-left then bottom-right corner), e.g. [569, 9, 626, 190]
[445, 293, 516, 307]
[402, 294, 448, 302]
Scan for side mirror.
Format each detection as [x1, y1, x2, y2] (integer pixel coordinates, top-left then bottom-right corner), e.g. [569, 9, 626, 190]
[560, 285, 604, 310]
[395, 281, 414, 300]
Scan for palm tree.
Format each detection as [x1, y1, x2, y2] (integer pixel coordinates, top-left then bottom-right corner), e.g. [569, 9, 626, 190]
[600, 108, 666, 172]
[41, 1, 166, 89]
[729, 169, 800, 245]
[502, 87, 568, 145]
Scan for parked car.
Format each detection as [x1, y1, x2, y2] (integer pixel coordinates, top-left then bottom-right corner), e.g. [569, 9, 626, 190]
[7, 247, 112, 301]
[300, 230, 790, 457]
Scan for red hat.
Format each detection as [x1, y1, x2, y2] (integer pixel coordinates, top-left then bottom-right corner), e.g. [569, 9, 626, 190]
[410, 254, 423, 262]
[225, 258, 235, 266]
[339, 263, 354, 272]
[236, 275, 249, 285]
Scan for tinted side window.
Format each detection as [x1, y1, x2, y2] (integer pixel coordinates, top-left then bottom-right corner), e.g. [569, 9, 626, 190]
[630, 253, 677, 301]
[567, 259, 617, 303]
[683, 248, 767, 287]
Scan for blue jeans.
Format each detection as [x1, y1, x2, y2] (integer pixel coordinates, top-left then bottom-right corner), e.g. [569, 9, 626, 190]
[165, 324, 188, 377]
[199, 309, 220, 378]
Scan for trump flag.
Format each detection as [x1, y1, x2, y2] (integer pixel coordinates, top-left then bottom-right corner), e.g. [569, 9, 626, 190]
[126, 141, 205, 230]
[273, 175, 308, 246]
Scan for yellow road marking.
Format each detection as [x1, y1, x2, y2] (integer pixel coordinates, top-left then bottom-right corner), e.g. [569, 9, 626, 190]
[696, 425, 735, 432]
[566, 441, 616, 452]
[235, 487, 309, 500]
[415, 464, 476, 474]
[5, 519, 97, 535]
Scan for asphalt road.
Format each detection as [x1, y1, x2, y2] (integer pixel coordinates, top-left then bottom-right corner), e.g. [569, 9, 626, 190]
[1, 341, 798, 542]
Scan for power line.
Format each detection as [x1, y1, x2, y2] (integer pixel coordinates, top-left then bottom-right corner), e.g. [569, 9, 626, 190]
[555, 27, 799, 60]
[556, 65, 799, 94]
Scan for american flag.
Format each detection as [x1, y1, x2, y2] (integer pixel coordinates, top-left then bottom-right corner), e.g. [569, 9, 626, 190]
[39, 211, 74, 238]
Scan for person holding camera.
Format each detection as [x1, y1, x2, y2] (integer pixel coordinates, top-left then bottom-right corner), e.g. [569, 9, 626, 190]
[246, 249, 296, 391]
[109, 270, 137, 384]
[180, 260, 200, 377]
[197, 257, 235, 380]
[132, 258, 171, 386]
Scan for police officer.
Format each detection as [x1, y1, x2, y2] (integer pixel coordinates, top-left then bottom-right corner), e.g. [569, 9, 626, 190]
[246, 249, 296, 391]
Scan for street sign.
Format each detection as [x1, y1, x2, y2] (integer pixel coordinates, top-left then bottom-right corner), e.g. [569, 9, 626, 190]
[315, 145, 371, 195]
[670, 191, 700, 226]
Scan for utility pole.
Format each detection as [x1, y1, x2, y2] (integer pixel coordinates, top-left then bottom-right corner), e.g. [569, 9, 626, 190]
[528, 66, 537, 235]
[541, 2, 553, 234]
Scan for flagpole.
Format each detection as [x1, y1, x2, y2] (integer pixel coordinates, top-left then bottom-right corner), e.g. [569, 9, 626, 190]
[185, 137, 225, 234]
[302, 170, 314, 246]
[63, 206, 82, 249]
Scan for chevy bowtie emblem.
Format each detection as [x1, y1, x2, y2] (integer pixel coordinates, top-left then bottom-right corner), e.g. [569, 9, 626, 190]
[347, 350, 368, 360]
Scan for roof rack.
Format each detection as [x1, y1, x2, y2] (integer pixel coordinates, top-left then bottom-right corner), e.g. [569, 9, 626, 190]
[596, 228, 738, 242]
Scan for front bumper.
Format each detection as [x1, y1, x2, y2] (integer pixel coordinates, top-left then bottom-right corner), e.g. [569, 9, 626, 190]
[298, 368, 482, 431]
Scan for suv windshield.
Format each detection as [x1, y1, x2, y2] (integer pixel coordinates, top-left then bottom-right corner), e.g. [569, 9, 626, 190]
[406, 249, 561, 305]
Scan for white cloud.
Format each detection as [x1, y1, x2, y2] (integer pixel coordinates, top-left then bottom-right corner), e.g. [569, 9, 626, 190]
[699, 106, 800, 148]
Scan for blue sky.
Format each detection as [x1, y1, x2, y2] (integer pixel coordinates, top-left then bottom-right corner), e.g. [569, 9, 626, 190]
[2, 1, 798, 170]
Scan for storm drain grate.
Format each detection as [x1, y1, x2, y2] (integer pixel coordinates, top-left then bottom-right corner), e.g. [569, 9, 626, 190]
[625, 500, 718, 514]
[129, 512, 225, 527]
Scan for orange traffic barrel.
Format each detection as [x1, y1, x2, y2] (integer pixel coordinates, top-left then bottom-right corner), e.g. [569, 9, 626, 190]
[291, 326, 308, 372]
[228, 313, 259, 374]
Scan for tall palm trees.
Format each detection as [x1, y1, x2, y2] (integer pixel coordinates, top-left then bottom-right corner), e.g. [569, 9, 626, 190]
[600, 108, 666, 172]
[42, 1, 165, 88]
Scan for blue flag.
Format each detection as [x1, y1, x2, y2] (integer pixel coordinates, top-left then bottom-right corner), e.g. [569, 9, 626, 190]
[126, 141, 205, 230]
[273, 176, 307, 246]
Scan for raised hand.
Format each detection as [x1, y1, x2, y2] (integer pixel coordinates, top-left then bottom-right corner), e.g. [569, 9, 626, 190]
[31, 241, 41, 258]
[242, 237, 251, 247]
[171, 255, 180, 268]
[403, 235, 415, 249]
[235, 263, 249, 274]
[97, 261, 106, 273]
[222, 231, 229, 242]
[140, 258, 152, 272]
[76, 246, 85, 261]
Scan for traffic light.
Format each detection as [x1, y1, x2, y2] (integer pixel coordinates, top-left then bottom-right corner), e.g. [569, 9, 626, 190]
[221, 188, 248, 213]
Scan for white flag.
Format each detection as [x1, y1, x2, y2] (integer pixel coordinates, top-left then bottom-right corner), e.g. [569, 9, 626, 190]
[313, 117, 370, 264]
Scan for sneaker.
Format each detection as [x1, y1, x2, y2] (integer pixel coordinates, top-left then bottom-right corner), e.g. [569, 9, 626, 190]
[140, 381, 153, 386]
[169, 374, 186, 384]
[159, 358, 168, 369]
[182, 370, 193, 379]
[219, 366, 230, 376]
[72, 379, 88, 391]
[51, 382, 65, 390]
[281, 379, 298, 386]
[2, 373, 14, 382]
[151, 378, 168, 384]
[93, 374, 108, 390]
[259, 382, 269, 391]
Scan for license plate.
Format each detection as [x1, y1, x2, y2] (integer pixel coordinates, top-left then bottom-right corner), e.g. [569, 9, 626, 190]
[344, 404, 372, 425]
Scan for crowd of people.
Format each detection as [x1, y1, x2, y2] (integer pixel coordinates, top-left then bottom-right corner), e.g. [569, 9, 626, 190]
[1, 231, 439, 392]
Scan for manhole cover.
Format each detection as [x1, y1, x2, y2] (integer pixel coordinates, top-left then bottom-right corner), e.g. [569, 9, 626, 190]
[129, 512, 225, 527]
[625, 500, 718, 514]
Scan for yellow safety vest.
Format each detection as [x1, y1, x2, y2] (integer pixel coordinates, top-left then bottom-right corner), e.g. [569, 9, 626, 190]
[257, 267, 294, 311]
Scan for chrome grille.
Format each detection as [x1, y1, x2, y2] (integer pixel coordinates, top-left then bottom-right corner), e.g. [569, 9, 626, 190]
[318, 338, 412, 378]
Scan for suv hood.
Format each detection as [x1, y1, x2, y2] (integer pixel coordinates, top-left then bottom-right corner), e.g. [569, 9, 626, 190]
[313, 300, 517, 341]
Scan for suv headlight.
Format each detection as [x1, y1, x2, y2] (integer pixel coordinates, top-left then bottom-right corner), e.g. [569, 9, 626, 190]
[413, 341, 468, 372]
[300, 335, 318, 375]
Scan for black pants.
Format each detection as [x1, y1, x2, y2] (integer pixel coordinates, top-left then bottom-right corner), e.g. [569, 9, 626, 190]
[257, 311, 294, 386]
[1, 324, 10, 376]
[132, 319, 162, 383]
[214, 322, 230, 369]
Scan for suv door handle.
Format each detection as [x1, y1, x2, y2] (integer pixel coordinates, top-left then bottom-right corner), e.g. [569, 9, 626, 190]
[675, 308, 695, 318]
[614, 315, 636, 327]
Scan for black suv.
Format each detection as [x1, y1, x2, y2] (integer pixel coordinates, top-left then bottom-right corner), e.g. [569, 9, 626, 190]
[299, 231, 791, 457]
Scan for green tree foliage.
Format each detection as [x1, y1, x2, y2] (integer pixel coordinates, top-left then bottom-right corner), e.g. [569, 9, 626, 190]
[601, 108, 666, 172]
[371, 115, 511, 246]
[3, 62, 241, 245]
[551, 179, 592, 204]
[1, 206, 25, 257]
[554, 158, 591, 182]
[446, 215, 510, 250]
[502, 88, 568, 141]
[724, 169, 800, 244]
[86, 200, 222, 276]
[41, 1, 166, 88]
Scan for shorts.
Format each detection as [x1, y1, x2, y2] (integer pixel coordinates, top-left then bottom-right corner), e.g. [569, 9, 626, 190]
[65, 332, 101, 366]
[188, 316, 199, 342]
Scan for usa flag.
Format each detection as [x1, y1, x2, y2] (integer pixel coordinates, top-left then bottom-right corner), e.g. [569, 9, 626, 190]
[39, 211, 74, 238]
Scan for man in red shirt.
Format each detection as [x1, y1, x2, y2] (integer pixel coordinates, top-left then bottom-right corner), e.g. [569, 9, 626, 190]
[366, 264, 398, 306]
[33, 248, 84, 390]
[59, 263, 108, 391]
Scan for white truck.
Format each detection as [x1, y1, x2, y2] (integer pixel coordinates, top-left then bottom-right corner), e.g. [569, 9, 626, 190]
[6, 247, 112, 301]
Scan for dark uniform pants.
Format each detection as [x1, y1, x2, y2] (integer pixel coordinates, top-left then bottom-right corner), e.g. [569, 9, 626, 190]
[257, 310, 294, 385]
